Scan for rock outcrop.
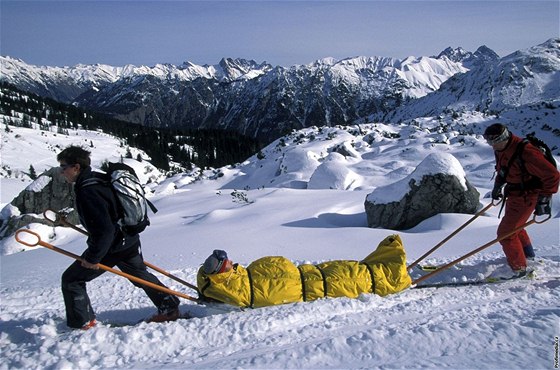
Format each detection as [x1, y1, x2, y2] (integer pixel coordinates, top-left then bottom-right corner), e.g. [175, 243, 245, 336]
[364, 153, 480, 230]
[0, 168, 78, 238]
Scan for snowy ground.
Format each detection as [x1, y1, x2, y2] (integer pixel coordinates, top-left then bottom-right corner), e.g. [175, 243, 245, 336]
[1, 114, 559, 369]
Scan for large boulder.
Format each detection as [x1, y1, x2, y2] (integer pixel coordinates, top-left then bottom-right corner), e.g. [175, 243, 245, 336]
[0, 168, 78, 239]
[364, 153, 480, 230]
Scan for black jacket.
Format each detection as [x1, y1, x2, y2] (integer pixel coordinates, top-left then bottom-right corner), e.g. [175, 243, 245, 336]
[74, 166, 139, 263]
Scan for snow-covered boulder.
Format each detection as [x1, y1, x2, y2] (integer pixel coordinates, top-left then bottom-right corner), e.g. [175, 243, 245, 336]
[364, 153, 480, 230]
[308, 153, 361, 190]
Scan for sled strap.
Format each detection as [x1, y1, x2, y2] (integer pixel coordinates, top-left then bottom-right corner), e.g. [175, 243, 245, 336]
[297, 266, 307, 302]
[408, 202, 497, 270]
[314, 265, 328, 298]
[363, 263, 376, 294]
[247, 268, 255, 308]
[411, 214, 549, 286]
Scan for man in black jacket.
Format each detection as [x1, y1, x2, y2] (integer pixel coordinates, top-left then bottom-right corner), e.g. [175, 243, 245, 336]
[57, 146, 180, 329]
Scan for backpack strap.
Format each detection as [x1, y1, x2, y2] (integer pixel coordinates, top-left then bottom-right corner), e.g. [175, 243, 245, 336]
[502, 138, 546, 195]
[146, 198, 158, 214]
[75, 173, 110, 190]
[501, 139, 528, 181]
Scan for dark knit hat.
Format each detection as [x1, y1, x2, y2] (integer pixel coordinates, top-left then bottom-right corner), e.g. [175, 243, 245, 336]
[203, 249, 228, 274]
[483, 123, 510, 145]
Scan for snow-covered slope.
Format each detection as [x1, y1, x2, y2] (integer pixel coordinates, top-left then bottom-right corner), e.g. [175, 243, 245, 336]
[1, 112, 559, 368]
[1, 48, 559, 368]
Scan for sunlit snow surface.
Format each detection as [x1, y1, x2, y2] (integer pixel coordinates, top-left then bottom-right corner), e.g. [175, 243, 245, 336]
[1, 111, 559, 369]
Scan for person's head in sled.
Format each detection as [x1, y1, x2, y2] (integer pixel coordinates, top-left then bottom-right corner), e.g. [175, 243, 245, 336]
[197, 235, 412, 308]
[203, 249, 234, 274]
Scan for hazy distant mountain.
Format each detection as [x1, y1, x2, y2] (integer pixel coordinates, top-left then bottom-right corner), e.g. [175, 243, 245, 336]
[2, 39, 558, 141]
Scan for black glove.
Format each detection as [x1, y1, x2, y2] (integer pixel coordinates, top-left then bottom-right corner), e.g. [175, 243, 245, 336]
[491, 184, 504, 200]
[534, 195, 551, 216]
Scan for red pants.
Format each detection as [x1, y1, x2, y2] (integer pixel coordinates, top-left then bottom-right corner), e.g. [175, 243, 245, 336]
[497, 193, 538, 270]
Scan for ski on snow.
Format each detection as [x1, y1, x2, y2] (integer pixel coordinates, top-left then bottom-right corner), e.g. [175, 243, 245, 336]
[413, 270, 537, 289]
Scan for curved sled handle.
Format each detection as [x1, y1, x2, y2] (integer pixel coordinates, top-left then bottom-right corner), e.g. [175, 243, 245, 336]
[15, 229, 41, 247]
[490, 198, 503, 207]
[43, 209, 59, 224]
[44, 209, 89, 236]
[534, 213, 551, 224]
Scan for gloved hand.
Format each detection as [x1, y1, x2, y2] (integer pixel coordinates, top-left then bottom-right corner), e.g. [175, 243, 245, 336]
[491, 184, 504, 200]
[534, 195, 551, 216]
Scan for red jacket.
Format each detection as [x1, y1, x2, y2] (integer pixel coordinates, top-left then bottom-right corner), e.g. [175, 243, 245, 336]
[495, 135, 559, 197]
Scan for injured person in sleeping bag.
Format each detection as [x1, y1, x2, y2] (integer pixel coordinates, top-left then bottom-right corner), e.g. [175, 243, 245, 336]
[196, 234, 412, 308]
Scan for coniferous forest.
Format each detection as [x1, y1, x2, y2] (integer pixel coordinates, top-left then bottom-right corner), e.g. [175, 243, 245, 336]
[0, 82, 263, 171]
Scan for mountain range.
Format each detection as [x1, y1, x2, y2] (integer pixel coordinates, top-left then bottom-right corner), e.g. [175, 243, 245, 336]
[1, 38, 558, 142]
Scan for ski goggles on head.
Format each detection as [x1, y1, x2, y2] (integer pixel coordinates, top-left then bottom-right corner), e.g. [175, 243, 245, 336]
[203, 249, 230, 274]
[484, 128, 510, 145]
[212, 249, 229, 273]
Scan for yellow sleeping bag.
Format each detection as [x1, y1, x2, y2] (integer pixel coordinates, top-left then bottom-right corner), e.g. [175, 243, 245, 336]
[197, 234, 411, 308]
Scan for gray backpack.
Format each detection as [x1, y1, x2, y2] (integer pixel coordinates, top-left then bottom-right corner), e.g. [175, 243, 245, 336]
[85, 162, 158, 235]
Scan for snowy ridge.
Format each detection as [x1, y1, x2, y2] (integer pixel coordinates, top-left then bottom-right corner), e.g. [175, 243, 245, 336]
[1, 53, 467, 101]
[0, 56, 273, 102]
[2, 48, 481, 140]
[3, 40, 557, 142]
[384, 38, 560, 122]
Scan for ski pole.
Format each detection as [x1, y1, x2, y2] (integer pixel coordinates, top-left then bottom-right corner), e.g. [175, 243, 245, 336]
[408, 201, 497, 270]
[15, 229, 200, 303]
[44, 209, 200, 294]
[411, 213, 550, 286]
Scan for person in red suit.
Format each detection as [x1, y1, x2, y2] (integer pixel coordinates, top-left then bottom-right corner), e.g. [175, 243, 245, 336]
[484, 123, 559, 276]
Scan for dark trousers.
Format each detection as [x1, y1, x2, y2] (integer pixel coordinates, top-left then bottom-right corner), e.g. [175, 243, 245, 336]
[61, 242, 179, 328]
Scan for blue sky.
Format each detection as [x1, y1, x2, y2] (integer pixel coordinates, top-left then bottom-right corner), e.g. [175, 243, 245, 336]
[1, 1, 558, 67]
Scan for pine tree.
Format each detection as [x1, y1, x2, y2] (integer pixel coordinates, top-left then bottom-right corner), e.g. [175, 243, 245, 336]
[28, 165, 37, 180]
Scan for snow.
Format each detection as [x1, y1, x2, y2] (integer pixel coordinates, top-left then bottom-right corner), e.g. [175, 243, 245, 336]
[24, 175, 51, 192]
[1, 114, 559, 369]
